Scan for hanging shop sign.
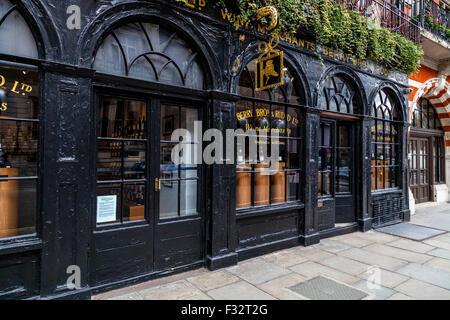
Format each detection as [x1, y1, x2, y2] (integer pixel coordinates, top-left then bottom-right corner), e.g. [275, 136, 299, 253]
[255, 35, 284, 91]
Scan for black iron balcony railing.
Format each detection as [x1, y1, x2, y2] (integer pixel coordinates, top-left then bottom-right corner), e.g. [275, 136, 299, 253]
[336, 0, 420, 43]
[413, 0, 450, 40]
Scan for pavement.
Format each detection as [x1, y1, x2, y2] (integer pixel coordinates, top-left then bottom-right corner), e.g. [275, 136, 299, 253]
[93, 202, 450, 300]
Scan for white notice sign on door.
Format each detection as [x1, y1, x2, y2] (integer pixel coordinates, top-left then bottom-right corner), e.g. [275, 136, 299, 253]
[97, 195, 117, 223]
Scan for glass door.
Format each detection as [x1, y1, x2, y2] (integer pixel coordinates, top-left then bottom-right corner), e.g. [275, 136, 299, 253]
[153, 102, 204, 271]
[318, 119, 356, 228]
[409, 137, 431, 203]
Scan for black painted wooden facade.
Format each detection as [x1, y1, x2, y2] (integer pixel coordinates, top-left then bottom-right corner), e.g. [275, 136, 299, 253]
[0, 0, 411, 300]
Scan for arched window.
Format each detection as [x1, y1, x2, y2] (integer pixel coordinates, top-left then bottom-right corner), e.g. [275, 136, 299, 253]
[94, 22, 205, 90]
[412, 98, 442, 130]
[371, 89, 401, 190]
[0, 0, 38, 59]
[410, 98, 445, 188]
[235, 60, 305, 210]
[320, 75, 360, 114]
[0, 0, 40, 239]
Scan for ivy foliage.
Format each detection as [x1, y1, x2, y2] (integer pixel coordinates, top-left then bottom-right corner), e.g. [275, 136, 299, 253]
[174, 0, 423, 74]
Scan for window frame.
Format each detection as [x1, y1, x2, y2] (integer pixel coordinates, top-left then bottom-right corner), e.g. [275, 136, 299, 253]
[235, 61, 307, 213]
[371, 89, 403, 192]
[0, 1, 43, 245]
[95, 94, 149, 227]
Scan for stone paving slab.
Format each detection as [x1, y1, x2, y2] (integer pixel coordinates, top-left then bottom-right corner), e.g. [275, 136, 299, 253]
[352, 280, 396, 300]
[363, 243, 433, 264]
[138, 280, 212, 300]
[358, 267, 409, 289]
[226, 259, 291, 285]
[428, 248, 450, 260]
[395, 279, 450, 300]
[338, 248, 408, 271]
[332, 235, 374, 248]
[289, 261, 360, 285]
[257, 273, 308, 300]
[262, 250, 309, 268]
[319, 256, 371, 276]
[424, 257, 450, 273]
[291, 247, 336, 262]
[387, 293, 414, 300]
[187, 270, 240, 292]
[106, 292, 144, 300]
[207, 281, 276, 300]
[377, 223, 445, 241]
[396, 263, 450, 290]
[351, 231, 399, 243]
[316, 239, 353, 253]
[424, 237, 450, 250]
[386, 239, 435, 254]
[412, 205, 450, 232]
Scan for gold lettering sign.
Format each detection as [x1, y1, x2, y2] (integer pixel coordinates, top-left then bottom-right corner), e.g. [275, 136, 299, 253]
[256, 35, 284, 91]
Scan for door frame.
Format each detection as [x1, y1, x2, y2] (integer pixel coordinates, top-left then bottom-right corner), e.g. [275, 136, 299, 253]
[90, 83, 209, 287]
[318, 114, 361, 229]
[409, 127, 445, 204]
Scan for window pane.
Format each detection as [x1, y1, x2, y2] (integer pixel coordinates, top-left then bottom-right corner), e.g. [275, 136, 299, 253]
[319, 148, 332, 171]
[98, 97, 124, 138]
[319, 171, 332, 196]
[97, 183, 121, 224]
[122, 182, 145, 222]
[271, 165, 285, 204]
[287, 171, 300, 201]
[180, 179, 197, 216]
[0, 66, 38, 119]
[0, 1, 39, 59]
[287, 139, 301, 169]
[0, 120, 38, 177]
[0, 65, 39, 238]
[236, 165, 251, 209]
[0, 178, 36, 238]
[160, 179, 179, 219]
[237, 100, 254, 131]
[123, 141, 146, 180]
[254, 163, 270, 206]
[337, 171, 350, 193]
[97, 140, 122, 181]
[337, 149, 351, 171]
[124, 100, 147, 139]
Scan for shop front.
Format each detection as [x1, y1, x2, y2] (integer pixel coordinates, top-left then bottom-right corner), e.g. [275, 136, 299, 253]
[0, 0, 411, 300]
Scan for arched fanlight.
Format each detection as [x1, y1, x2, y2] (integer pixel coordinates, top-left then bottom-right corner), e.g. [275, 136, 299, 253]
[0, 0, 39, 59]
[320, 75, 360, 114]
[94, 22, 205, 90]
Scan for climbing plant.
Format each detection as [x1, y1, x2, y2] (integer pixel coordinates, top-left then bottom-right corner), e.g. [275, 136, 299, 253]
[173, 0, 423, 74]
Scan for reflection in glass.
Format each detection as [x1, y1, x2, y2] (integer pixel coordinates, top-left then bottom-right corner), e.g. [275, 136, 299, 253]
[180, 179, 197, 216]
[0, 65, 39, 239]
[0, 179, 37, 238]
[0, 0, 39, 59]
[160, 104, 199, 219]
[123, 183, 145, 222]
[123, 141, 146, 180]
[160, 180, 179, 219]
[97, 140, 122, 181]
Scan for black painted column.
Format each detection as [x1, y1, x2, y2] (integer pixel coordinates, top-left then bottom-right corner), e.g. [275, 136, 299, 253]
[402, 123, 411, 222]
[359, 117, 373, 231]
[303, 109, 321, 246]
[39, 65, 94, 299]
[206, 91, 239, 270]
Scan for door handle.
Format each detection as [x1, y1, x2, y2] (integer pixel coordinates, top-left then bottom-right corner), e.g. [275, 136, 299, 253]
[155, 178, 161, 192]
